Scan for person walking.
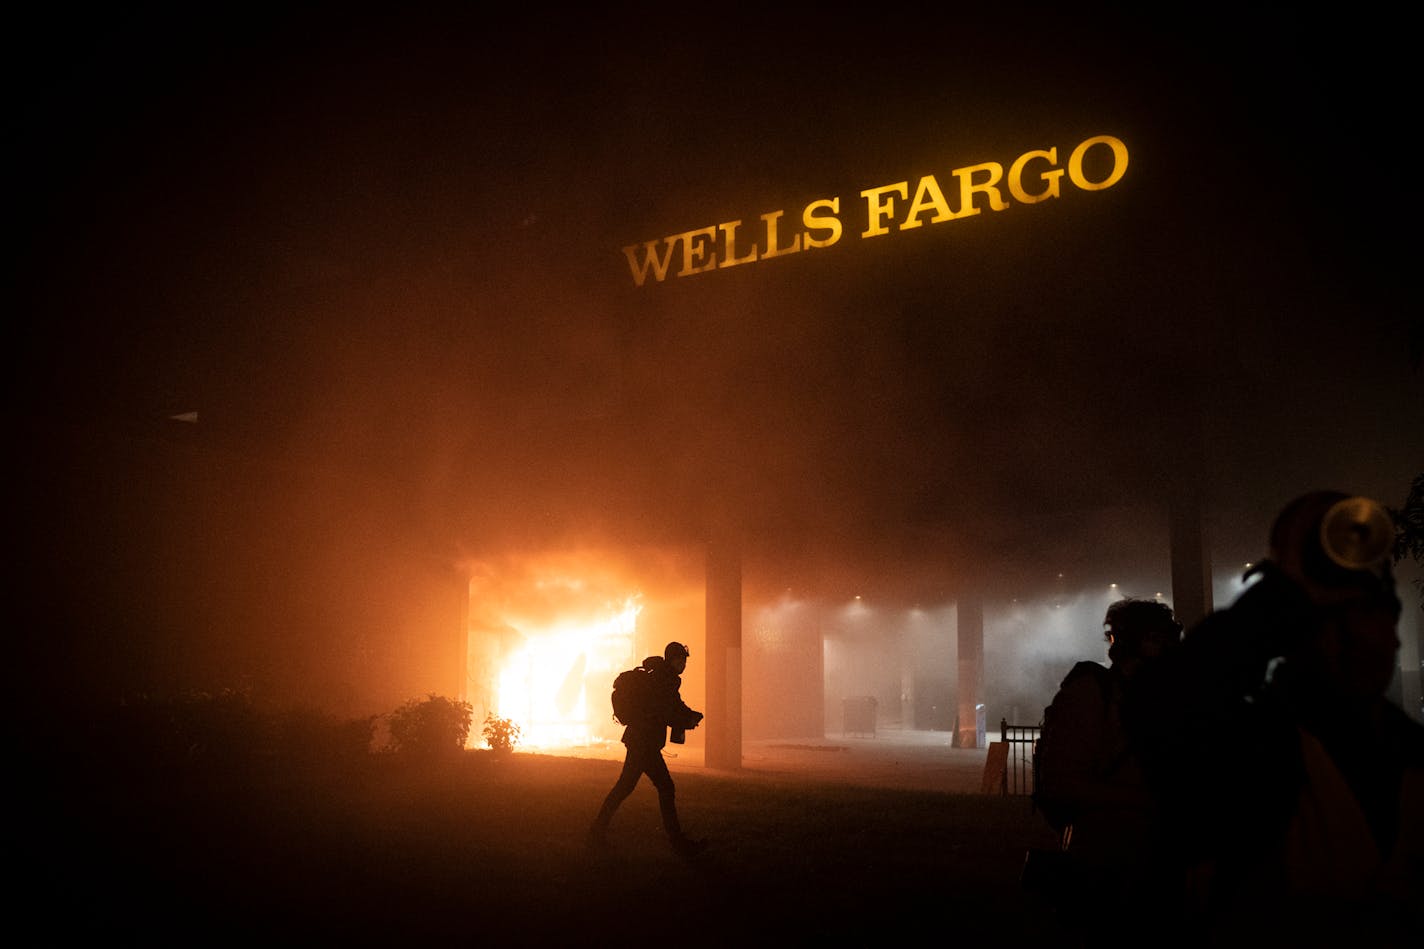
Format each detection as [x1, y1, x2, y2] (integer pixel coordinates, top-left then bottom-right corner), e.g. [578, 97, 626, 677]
[588, 641, 707, 857]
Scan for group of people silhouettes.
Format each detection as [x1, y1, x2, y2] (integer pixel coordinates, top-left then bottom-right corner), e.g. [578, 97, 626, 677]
[585, 489, 1420, 944]
[1034, 490, 1422, 946]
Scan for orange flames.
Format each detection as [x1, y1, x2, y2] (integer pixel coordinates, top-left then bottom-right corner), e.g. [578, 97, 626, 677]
[493, 595, 642, 749]
[465, 547, 702, 753]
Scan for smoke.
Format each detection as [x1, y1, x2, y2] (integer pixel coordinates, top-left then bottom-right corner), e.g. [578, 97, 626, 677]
[15, 8, 1420, 735]
[986, 588, 1125, 726]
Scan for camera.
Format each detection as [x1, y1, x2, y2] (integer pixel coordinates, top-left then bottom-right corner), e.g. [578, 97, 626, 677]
[670, 709, 704, 744]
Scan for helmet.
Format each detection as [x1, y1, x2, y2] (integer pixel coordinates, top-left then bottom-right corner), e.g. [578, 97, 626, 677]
[664, 641, 691, 661]
[1263, 490, 1397, 609]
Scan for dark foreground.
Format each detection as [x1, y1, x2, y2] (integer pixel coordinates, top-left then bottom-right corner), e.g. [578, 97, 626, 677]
[22, 749, 1061, 945]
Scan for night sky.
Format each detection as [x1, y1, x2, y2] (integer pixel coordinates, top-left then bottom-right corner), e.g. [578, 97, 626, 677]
[12, 6, 1421, 706]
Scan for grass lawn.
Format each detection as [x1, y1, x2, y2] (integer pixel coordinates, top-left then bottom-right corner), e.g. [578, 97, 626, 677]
[28, 748, 1063, 945]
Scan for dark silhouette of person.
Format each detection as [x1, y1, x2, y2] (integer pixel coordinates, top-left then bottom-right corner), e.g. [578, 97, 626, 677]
[588, 641, 706, 857]
[1033, 597, 1184, 943]
[1124, 491, 1424, 945]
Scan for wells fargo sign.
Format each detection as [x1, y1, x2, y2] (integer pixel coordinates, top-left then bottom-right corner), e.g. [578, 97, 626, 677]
[622, 134, 1127, 287]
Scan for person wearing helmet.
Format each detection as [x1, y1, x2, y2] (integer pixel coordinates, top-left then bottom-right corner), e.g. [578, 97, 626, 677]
[588, 641, 706, 857]
[1124, 491, 1422, 943]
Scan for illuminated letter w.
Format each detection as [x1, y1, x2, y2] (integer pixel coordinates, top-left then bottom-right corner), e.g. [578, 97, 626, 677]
[622, 238, 679, 287]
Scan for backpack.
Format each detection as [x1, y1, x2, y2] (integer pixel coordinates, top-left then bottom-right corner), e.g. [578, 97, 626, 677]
[611, 662, 655, 725]
[1031, 660, 1114, 832]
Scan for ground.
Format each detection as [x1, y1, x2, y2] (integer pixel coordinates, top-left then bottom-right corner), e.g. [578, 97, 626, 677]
[22, 733, 1063, 945]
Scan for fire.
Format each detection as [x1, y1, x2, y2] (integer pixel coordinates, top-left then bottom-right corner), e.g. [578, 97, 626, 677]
[493, 595, 643, 750]
[464, 546, 703, 753]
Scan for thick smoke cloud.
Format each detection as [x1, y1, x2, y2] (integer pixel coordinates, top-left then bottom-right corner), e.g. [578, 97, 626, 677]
[14, 7, 1420, 717]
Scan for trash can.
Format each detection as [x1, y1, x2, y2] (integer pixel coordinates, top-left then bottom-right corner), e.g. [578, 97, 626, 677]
[843, 696, 877, 737]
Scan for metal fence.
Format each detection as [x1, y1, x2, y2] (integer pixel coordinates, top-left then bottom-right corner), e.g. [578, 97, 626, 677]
[999, 719, 1040, 796]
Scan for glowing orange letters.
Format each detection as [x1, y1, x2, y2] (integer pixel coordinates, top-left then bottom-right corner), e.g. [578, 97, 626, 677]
[622, 135, 1127, 287]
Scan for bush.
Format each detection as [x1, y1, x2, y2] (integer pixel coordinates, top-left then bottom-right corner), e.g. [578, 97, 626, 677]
[113, 688, 265, 766]
[386, 694, 473, 757]
[172, 687, 265, 762]
[482, 714, 522, 753]
[271, 707, 376, 766]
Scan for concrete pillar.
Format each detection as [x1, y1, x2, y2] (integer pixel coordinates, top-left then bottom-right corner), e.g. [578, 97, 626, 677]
[812, 611, 826, 737]
[954, 595, 984, 749]
[1169, 491, 1213, 631]
[1167, 379, 1213, 631]
[704, 528, 742, 769]
[456, 571, 471, 704]
[901, 666, 916, 730]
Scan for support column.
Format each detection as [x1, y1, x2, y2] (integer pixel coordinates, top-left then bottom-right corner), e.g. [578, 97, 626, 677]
[1168, 386, 1213, 631]
[901, 666, 916, 730]
[954, 594, 984, 749]
[456, 570, 471, 704]
[1169, 491, 1213, 631]
[1167, 373, 1213, 632]
[704, 528, 742, 770]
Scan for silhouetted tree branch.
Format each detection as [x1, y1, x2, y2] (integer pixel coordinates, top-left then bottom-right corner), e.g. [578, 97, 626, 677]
[1389, 472, 1424, 609]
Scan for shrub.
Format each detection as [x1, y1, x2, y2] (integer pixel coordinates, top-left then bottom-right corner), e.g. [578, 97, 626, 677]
[81, 688, 268, 780]
[271, 707, 376, 766]
[173, 687, 265, 762]
[482, 714, 522, 753]
[386, 694, 473, 757]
